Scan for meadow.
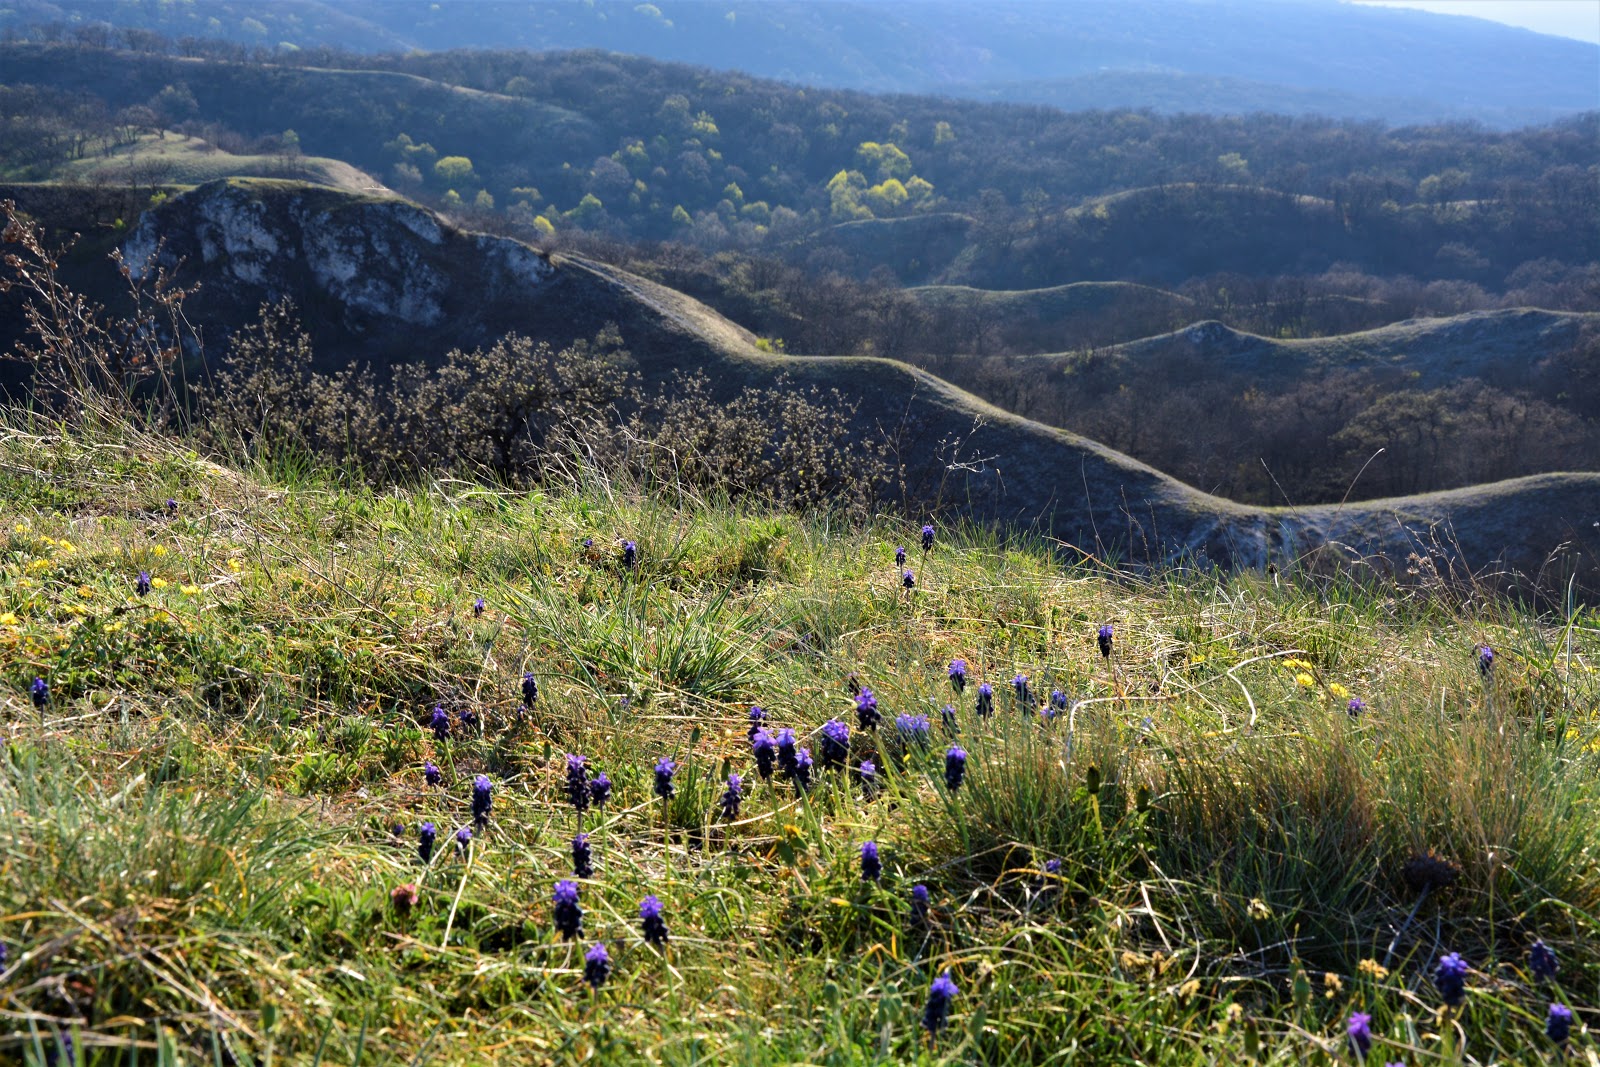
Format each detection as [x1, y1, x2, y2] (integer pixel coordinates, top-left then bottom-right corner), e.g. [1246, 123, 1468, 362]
[1, 408, 1595, 1065]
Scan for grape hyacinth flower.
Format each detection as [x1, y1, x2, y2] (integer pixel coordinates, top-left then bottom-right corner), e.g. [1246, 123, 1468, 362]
[855, 688, 881, 731]
[819, 718, 851, 770]
[458, 707, 478, 731]
[896, 713, 931, 748]
[136, 570, 151, 596]
[553, 880, 583, 940]
[473, 596, 485, 617]
[923, 970, 958, 1037]
[423, 759, 442, 786]
[747, 705, 766, 740]
[1098, 623, 1114, 658]
[752, 728, 777, 780]
[1044, 858, 1062, 876]
[471, 774, 492, 829]
[583, 942, 612, 991]
[1050, 689, 1069, 712]
[565, 754, 591, 813]
[418, 822, 437, 864]
[1547, 1003, 1572, 1045]
[572, 833, 593, 878]
[1529, 940, 1559, 981]
[522, 672, 538, 706]
[653, 756, 677, 800]
[455, 826, 472, 857]
[640, 894, 669, 947]
[1434, 952, 1469, 1008]
[1, 940, 10, 966]
[429, 705, 450, 741]
[622, 540, 637, 569]
[1347, 1011, 1372, 1057]
[720, 772, 743, 819]
[895, 545, 907, 567]
[902, 569, 915, 589]
[792, 747, 813, 793]
[944, 745, 967, 791]
[859, 759, 878, 797]
[1477, 645, 1495, 678]
[1012, 673, 1032, 709]
[940, 704, 959, 735]
[975, 682, 994, 718]
[30, 677, 48, 709]
[860, 840, 882, 882]
[910, 884, 930, 927]
[921, 524, 935, 553]
[1347, 697, 1366, 717]
[775, 728, 799, 778]
[948, 659, 967, 693]
[165, 498, 178, 513]
[589, 772, 612, 808]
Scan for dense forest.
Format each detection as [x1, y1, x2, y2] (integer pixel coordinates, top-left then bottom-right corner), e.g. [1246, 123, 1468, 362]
[0, 33, 1596, 506]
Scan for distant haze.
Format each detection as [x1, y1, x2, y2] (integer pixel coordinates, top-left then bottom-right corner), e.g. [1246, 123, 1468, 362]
[1351, 0, 1600, 45]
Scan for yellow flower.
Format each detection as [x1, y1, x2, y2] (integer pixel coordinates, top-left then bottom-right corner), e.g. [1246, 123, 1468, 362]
[1328, 682, 1350, 700]
[227, 559, 243, 574]
[12, 522, 28, 534]
[35, 535, 54, 547]
[150, 577, 169, 589]
[181, 584, 200, 596]
[26, 559, 50, 573]
[1358, 959, 1390, 980]
[0, 612, 17, 626]
[55, 539, 74, 553]
[151, 546, 168, 557]
[1283, 657, 1311, 671]
[1247, 898, 1274, 921]
[1295, 673, 1316, 689]
[105, 621, 123, 633]
[77, 585, 94, 599]
[1323, 972, 1344, 997]
[1176, 979, 1201, 1000]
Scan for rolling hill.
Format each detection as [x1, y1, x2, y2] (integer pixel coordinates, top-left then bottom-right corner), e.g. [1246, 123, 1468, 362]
[4, 178, 1593, 596]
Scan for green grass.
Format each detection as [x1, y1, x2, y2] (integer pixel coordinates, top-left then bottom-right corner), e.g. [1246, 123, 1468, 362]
[46, 133, 378, 192]
[0, 413, 1596, 1065]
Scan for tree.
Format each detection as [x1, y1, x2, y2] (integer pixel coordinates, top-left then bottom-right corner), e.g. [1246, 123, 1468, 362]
[433, 155, 476, 187]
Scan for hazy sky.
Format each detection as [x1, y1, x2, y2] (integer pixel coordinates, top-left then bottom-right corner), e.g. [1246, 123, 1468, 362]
[1350, 1, 1600, 44]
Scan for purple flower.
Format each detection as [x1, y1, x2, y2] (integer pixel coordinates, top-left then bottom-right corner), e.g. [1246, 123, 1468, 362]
[640, 894, 668, 946]
[165, 498, 178, 513]
[855, 688, 880, 731]
[31, 677, 48, 709]
[473, 596, 485, 617]
[948, 659, 967, 693]
[423, 759, 442, 786]
[458, 707, 478, 731]
[1548, 1002, 1572, 1045]
[944, 745, 967, 791]
[521, 672, 538, 706]
[1529, 939, 1559, 981]
[1044, 858, 1062, 875]
[589, 772, 612, 807]
[940, 704, 959, 734]
[1012, 673, 1032, 708]
[0, 941, 7, 967]
[1347, 1011, 1372, 1056]
[565, 753, 591, 813]
[975, 682, 993, 717]
[775, 727, 798, 778]
[921, 525, 935, 553]
[910, 884, 929, 927]
[1050, 689, 1068, 711]
[418, 822, 437, 864]
[429, 705, 449, 741]
[860, 840, 882, 882]
[582, 537, 593, 549]
[895, 712, 931, 747]
[553, 880, 583, 940]
[622, 540, 637, 569]
[720, 773, 743, 819]
[895, 545, 906, 567]
[1434, 952, 1469, 1007]
[653, 756, 676, 800]
[136, 570, 151, 595]
[747, 705, 766, 739]
[572, 833, 593, 878]
[752, 728, 777, 780]
[902, 569, 915, 589]
[819, 718, 850, 769]
[471, 774, 492, 829]
[923, 970, 958, 1036]
[1098, 624, 1114, 658]
[583, 942, 611, 990]
[1347, 697, 1366, 717]
[455, 826, 472, 856]
[858, 759, 877, 796]
[1477, 645, 1494, 677]
[792, 747, 813, 792]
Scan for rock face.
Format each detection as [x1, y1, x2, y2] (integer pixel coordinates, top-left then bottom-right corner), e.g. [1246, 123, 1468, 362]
[117, 180, 1599, 599]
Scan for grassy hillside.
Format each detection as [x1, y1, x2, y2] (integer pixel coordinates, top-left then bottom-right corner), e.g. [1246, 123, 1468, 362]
[0, 410, 1597, 1064]
[53, 133, 387, 193]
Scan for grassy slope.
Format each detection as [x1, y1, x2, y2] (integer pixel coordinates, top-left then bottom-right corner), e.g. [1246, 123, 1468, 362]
[53, 133, 388, 194]
[0, 415, 1596, 1064]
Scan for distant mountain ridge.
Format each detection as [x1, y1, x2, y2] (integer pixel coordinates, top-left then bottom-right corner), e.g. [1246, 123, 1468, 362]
[3, 0, 1596, 126]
